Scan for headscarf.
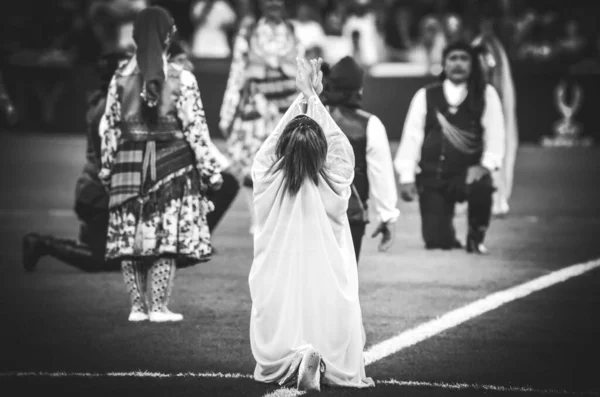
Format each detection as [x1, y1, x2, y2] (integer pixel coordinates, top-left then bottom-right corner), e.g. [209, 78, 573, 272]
[132, 6, 175, 104]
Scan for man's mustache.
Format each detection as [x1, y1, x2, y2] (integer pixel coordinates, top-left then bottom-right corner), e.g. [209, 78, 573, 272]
[449, 68, 467, 73]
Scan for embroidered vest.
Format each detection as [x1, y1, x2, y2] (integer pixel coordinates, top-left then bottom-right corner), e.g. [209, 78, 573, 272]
[420, 83, 484, 179]
[115, 63, 185, 141]
[329, 106, 370, 224]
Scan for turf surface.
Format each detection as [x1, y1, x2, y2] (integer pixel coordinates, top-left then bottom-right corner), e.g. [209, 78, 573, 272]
[0, 134, 599, 396]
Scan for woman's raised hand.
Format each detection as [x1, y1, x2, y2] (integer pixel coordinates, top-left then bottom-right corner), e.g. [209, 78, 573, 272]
[296, 57, 316, 98]
[310, 58, 324, 96]
[296, 57, 324, 98]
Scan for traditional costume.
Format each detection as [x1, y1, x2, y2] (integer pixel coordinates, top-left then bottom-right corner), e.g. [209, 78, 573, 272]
[168, 40, 240, 236]
[394, 42, 505, 253]
[250, 93, 374, 389]
[321, 56, 399, 260]
[99, 7, 222, 322]
[219, 15, 302, 233]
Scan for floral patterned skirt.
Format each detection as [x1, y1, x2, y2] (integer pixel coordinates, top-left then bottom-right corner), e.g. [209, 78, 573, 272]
[105, 174, 214, 269]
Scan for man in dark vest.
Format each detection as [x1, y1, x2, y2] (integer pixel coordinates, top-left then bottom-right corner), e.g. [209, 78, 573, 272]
[394, 41, 505, 254]
[321, 56, 399, 262]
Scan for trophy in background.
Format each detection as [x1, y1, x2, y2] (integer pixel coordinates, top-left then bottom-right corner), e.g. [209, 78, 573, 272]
[541, 80, 593, 147]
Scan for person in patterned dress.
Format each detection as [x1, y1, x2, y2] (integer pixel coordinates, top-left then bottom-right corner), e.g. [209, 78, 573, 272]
[219, 0, 302, 234]
[99, 6, 223, 323]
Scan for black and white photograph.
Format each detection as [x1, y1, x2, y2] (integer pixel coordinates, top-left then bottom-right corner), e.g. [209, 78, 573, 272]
[0, 0, 599, 396]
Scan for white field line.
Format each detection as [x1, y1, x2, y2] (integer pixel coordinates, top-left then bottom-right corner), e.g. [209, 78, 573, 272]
[377, 379, 599, 395]
[363, 257, 600, 365]
[2, 258, 599, 397]
[1, 372, 596, 396]
[0, 371, 252, 379]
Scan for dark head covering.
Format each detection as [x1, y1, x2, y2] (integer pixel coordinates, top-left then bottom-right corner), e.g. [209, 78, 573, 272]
[326, 56, 364, 91]
[321, 56, 364, 108]
[133, 6, 175, 94]
[442, 40, 478, 62]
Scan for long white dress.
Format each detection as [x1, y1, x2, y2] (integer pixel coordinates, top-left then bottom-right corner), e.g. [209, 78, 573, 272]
[249, 94, 374, 388]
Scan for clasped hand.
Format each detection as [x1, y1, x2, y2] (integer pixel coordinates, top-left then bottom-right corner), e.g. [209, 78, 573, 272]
[296, 57, 324, 98]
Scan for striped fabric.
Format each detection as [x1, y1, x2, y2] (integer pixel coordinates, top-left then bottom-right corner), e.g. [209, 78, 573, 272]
[109, 142, 144, 209]
[108, 139, 196, 209]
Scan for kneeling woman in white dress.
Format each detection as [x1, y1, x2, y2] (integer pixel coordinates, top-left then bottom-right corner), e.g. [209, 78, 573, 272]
[248, 57, 374, 391]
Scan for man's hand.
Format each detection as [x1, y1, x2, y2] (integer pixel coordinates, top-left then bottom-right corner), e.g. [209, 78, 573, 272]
[466, 164, 491, 184]
[371, 221, 395, 252]
[399, 182, 418, 202]
[209, 174, 224, 192]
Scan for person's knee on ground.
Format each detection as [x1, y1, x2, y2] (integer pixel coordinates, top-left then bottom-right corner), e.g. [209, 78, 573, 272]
[22, 232, 110, 272]
[419, 187, 461, 249]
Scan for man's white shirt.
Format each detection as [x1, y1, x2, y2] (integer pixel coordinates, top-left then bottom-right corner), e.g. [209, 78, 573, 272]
[393, 80, 506, 184]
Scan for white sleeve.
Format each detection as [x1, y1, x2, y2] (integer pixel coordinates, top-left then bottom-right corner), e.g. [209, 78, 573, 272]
[366, 115, 400, 223]
[393, 88, 426, 184]
[98, 75, 121, 186]
[480, 85, 506, 171]
[176, 69, 223, 187]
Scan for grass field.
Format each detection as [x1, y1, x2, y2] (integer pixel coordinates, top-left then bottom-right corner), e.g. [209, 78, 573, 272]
[0, 133, 599, 397]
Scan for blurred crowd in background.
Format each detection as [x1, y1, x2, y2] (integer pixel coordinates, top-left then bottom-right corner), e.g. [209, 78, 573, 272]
[0, 0, 599, 132]
[1, 0, 599, 71]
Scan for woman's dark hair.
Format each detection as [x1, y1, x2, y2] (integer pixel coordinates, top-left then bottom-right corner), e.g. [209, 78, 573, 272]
[270, 115, 330, 196]
[439, 42, 487, 114]
[132, 6, 175, 125]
